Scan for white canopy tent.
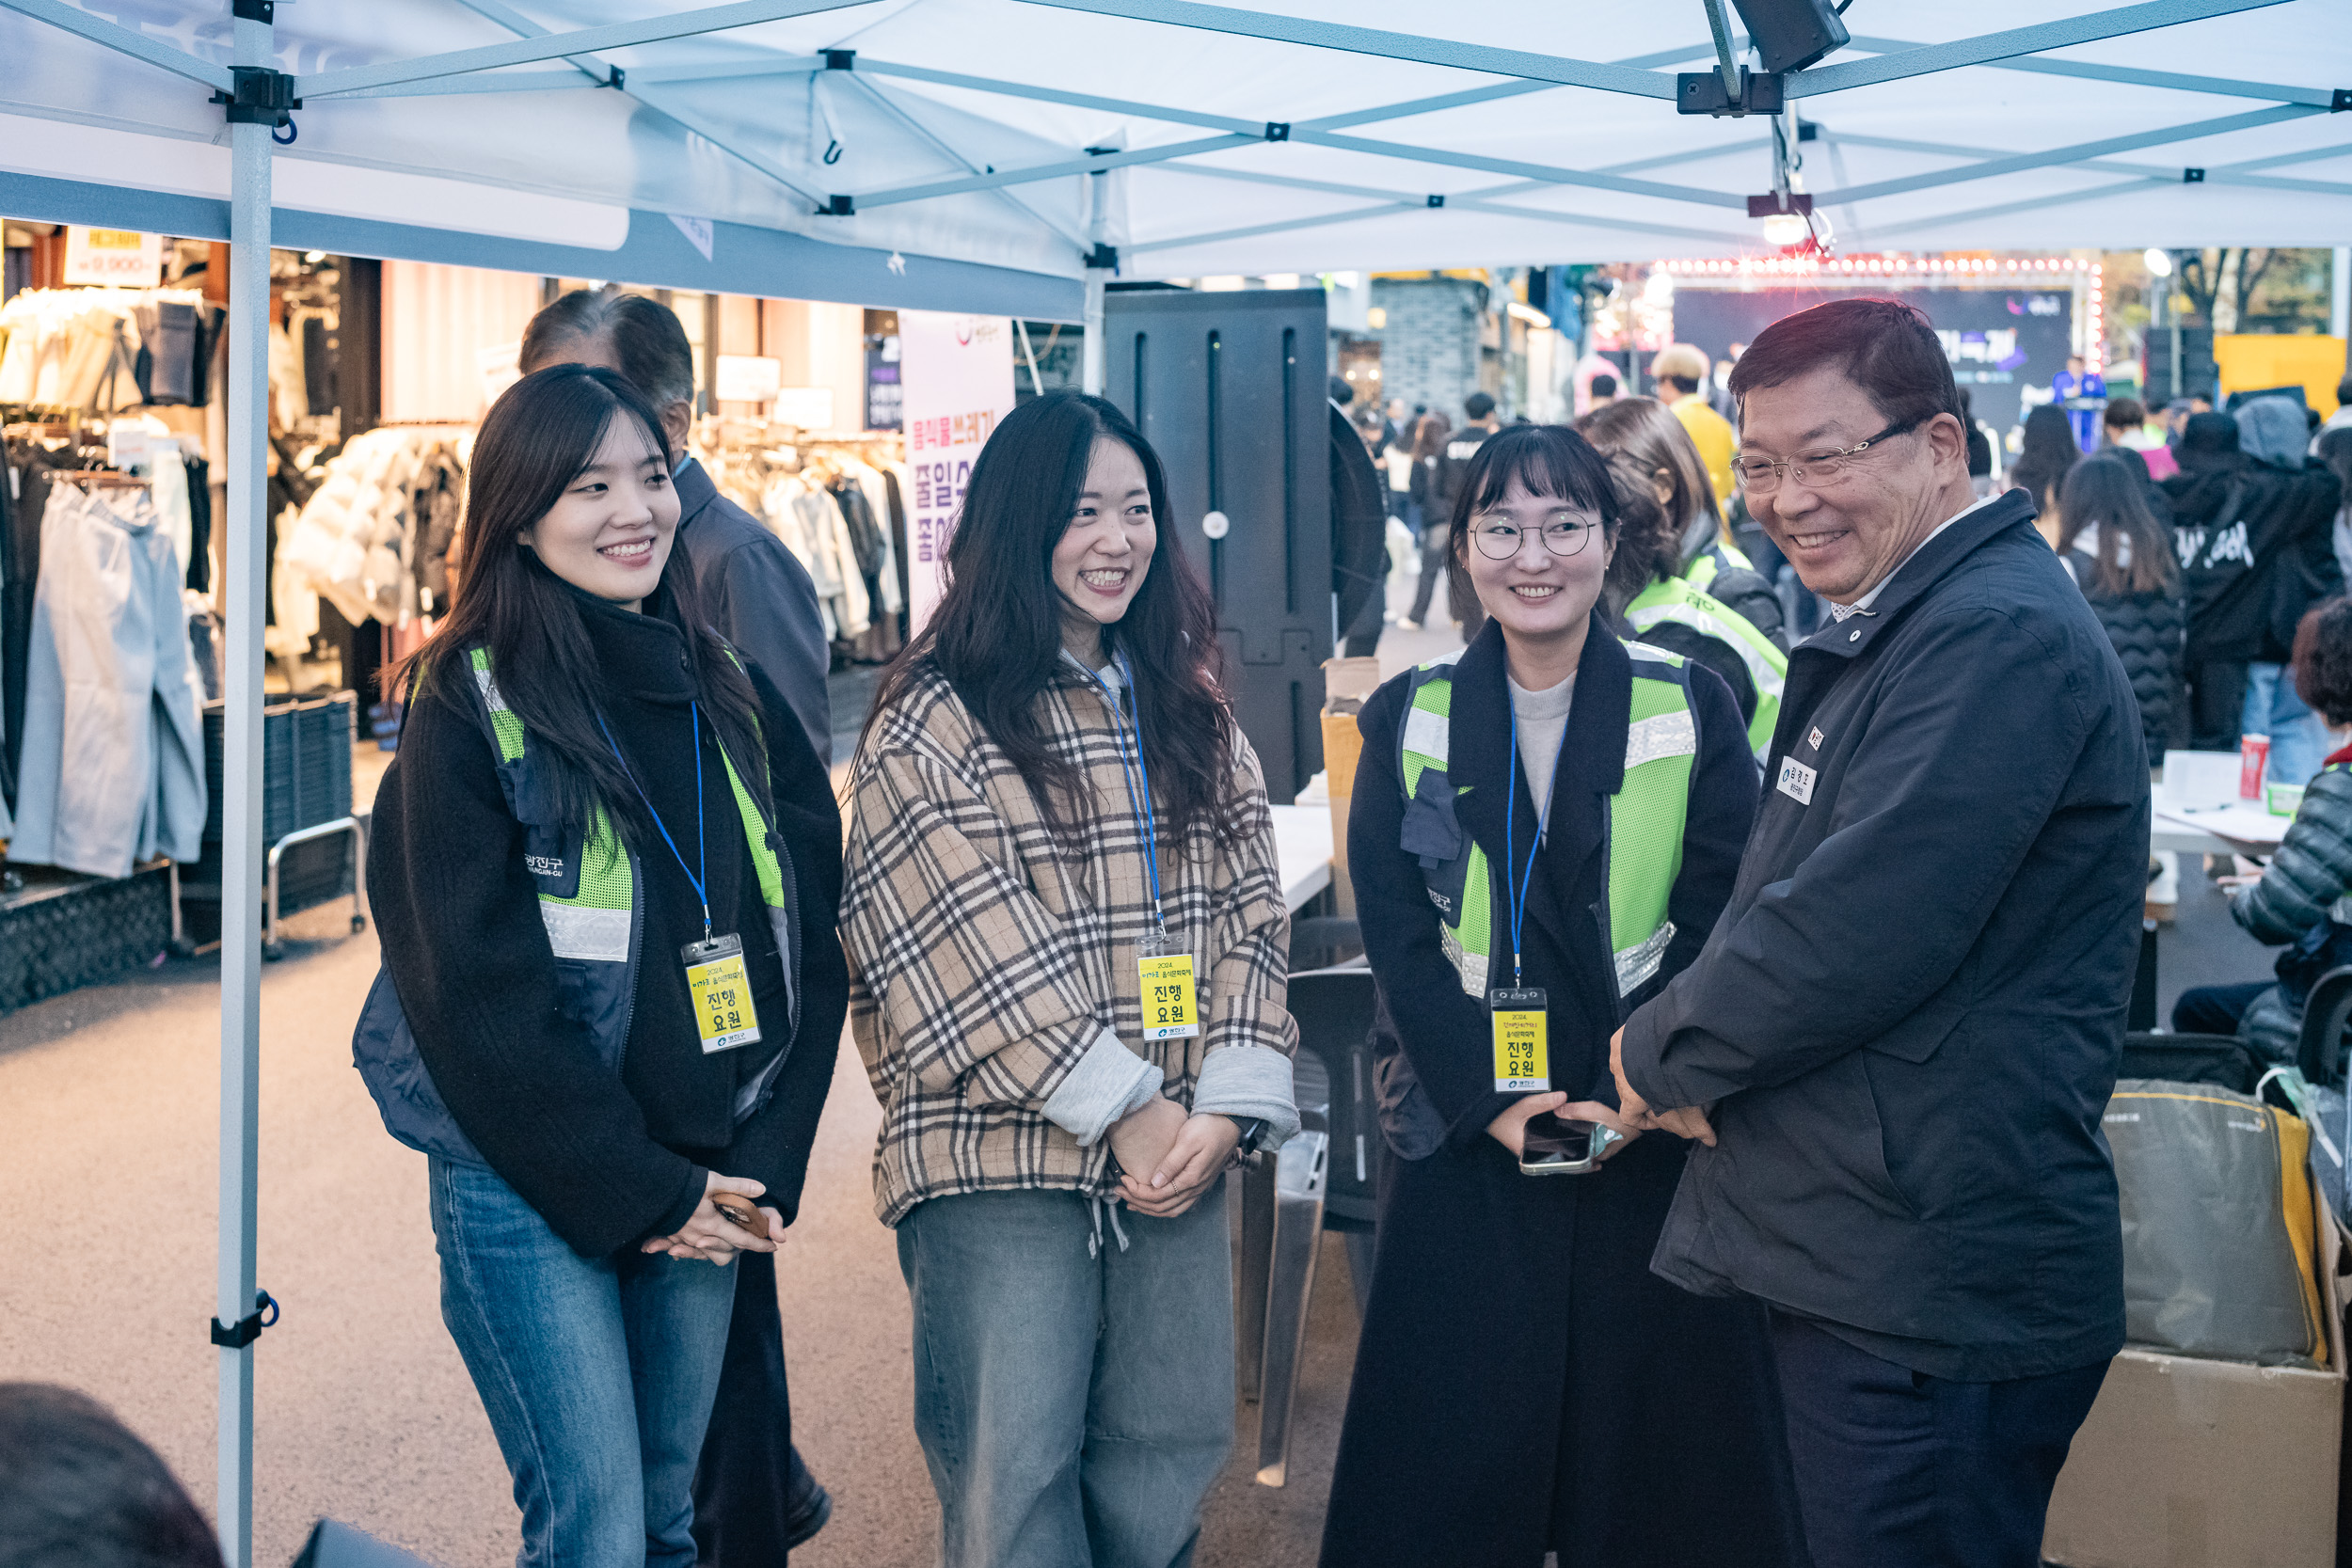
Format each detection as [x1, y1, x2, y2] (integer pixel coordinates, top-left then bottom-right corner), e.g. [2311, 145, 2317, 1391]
[2, 3, 2348, 1563]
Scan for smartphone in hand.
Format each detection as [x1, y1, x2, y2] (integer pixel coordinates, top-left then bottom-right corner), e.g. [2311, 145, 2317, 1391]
[1519, 1113, 1606, 1177]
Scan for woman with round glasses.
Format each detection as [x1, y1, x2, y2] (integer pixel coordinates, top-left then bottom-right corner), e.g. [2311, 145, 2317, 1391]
[1320, 424, 1804, 1568]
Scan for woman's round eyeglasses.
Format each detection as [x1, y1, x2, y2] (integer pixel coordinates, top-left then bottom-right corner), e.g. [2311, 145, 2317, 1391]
[1469, 513, 1602, 560]
[1733, 417, 1921, 494]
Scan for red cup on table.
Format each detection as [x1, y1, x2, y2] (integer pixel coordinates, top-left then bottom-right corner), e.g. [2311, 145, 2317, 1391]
[2239, 734, 2271, 800]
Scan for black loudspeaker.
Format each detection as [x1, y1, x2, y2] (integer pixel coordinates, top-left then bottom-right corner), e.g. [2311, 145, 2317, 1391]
[1729, 0, 1850, 74]
[1104, 289, 1332, 802]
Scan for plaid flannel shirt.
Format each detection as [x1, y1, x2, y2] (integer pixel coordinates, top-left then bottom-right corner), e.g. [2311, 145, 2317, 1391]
[843, 657, 1296, 1226]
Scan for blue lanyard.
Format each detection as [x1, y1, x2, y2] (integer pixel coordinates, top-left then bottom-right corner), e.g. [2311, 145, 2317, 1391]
[1081, 652, 1165, 929]
[596, 702, 711, 939]
[1502, 702, 1566, 990]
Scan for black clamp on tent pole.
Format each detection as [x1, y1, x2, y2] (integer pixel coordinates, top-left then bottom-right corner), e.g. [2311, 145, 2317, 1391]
[818, 195, 854, 216]
[231, 0, 274, 19]
[1085, 243, 1118, 271]
[212, 67, 301, 130]
[210, 1290, 278, 1351]
[1263, 122, 1290, 142]
[2331, 88, 2351, 112]
[824, 49, 856, 71]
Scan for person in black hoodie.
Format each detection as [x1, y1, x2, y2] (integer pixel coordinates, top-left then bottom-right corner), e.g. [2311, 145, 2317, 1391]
[358, 365, 845, 1568]
[2168, 408, 2346, 766]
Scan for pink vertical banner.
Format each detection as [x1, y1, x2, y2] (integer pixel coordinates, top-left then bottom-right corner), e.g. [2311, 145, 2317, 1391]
[898, 311, 1015, 635]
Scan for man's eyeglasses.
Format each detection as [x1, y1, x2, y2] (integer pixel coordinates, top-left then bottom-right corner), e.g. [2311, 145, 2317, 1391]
[1734, 418, 1921, 494]
[1469, 513, 1603, 561]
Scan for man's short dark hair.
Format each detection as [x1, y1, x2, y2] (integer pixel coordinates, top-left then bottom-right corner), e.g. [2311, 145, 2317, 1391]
[2338, 372, 2352, 408]
[2104, 397, 2146, 431]
[1464, 391, 1496, 420]
[0, 1384, 223, 1568]
[1590, 373, 1618, 398]
[519, 287, 697, 413]
[1727, 298, 1964, 434]
[1328, 374, 1355, 407]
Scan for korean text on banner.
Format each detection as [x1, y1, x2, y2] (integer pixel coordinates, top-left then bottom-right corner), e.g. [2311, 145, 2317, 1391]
[899, 311, 1015, 634]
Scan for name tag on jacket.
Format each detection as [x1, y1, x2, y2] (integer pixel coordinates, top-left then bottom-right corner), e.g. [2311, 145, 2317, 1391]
[1775, 756, 1817, 805]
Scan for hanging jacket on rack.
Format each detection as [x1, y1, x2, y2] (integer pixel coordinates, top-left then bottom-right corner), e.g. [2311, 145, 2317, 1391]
[9, 483, 207, 878]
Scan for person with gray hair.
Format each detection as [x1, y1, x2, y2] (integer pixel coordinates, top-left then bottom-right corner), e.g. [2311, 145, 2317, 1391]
[519, 289, 832, 766]
[517, 289, 835, 1564]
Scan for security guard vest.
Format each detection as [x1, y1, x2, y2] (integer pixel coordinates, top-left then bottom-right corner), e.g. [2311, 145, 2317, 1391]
[1682, 535, 1754, 587]
[353, 647, 801, 1165]
[1626, 574, 1788, 756]
[1396, 641, 1697, 1003]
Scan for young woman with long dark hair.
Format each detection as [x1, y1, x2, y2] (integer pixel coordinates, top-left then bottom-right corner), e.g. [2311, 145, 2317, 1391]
[842, 390, 1297, 1568]
[1321, 424, 1804, 1568]
[2058, 451, 2185, 762]
[355, 364, 847, 1568]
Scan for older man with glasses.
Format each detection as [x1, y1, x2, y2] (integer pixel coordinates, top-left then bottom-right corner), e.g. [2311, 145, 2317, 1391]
[1609, 298, 2149, 1568]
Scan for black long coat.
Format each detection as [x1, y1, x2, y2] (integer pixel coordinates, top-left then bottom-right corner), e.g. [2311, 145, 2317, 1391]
[1322, 618, 1806, 1568]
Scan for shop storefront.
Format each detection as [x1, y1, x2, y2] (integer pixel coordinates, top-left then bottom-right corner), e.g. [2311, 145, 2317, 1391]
[0, 223, 1011, 1010]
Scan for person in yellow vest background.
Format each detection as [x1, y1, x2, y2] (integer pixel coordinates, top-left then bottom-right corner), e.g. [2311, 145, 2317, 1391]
[1318, 422, 1801, 1568]
[1654, 341, 1739, 508]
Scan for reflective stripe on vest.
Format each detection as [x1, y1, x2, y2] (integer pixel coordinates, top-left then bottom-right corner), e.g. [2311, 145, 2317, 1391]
[469, 648, 787, 960]
[1684, 536, 1754, 585]
[1399, 641, 1695, 1000]
[1626, 574, 1787, 756]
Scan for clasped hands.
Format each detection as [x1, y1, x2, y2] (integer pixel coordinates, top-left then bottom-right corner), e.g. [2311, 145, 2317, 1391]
[642, 1171, 784, 1265]
[1106, 1095, 1238, 1218]
[1607, 1025, 1716, 1146]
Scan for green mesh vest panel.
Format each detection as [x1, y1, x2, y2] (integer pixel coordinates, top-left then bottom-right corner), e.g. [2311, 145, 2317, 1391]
[1400, 642, 1695, 999]
[467, 648, 785, 963]
[1626, 573, 1786, 756]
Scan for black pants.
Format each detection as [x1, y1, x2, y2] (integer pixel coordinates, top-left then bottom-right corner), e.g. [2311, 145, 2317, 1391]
[2172, 979, 2271, 1037]
[1769, 1312, 2108, 1568]
[691, 1248, 800, 1565]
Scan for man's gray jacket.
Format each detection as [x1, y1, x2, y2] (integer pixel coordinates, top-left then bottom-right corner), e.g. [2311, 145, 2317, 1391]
[1618, 489, 2147, 1382]
[672, 456, 833, 764]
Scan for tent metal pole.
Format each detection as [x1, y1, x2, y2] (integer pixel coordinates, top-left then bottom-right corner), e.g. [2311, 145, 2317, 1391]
[1788, 0, 2294, 98]
[0, 0, 231, 89]
[1842, 33, 2340, 107]
[2331, 249, 2349, 345]
[216, 7, 274, 1565]
[1082, 154, 1108, 396]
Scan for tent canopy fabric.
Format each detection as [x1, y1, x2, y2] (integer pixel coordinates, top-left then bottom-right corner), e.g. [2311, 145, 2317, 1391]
[3, 0, 2348, 306]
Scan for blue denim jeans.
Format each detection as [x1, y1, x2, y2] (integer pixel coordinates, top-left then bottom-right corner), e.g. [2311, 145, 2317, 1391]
[430, 1158, 737, 1568]
[897, 1186, 1235, 1568]
[2243, 660, 2329, 787]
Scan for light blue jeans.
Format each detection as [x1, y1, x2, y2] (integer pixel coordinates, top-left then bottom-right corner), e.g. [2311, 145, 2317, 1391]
[2243, 660, 2329, 787]
[897, 1186, 1235, 1568]
[429, 1158, 737, 1568]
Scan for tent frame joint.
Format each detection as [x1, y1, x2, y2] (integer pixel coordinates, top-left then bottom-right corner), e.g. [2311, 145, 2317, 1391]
[819, 193, 854, 214]
[1086, 241, 1119, 270]
[230, 0, 272, 21]
[213, 66, 300, 127]
[208, 1290, 278, 1351]
[2334, 88, 2351, 112]
[825, 48, 856, 70]
[1263, 121, 1290, 141]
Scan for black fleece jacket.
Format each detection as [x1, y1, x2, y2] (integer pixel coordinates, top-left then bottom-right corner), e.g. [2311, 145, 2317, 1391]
[369, 575, 847, 1258]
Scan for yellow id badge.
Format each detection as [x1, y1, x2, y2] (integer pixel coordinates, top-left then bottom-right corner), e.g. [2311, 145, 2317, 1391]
[683, 933, 762, 1054]
[1489, 987, 1548, 1092]
[1138, 948, 1201, 1042]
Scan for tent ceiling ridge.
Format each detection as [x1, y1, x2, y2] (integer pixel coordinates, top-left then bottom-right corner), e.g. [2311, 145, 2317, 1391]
[1814, 102, 2319, 205]
[1005, 0, 1682, 99]
[1787, 0, 2298, 99]
[0, 0, 233, 90]
[1839, 30, 2341, 106]
[292, 0, 879, 99]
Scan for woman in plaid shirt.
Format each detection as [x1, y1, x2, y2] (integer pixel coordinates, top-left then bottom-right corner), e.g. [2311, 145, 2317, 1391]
[843, 392, 1299, 1568]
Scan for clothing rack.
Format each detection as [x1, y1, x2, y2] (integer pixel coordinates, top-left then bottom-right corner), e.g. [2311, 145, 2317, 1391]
[53, 468, 151, 489]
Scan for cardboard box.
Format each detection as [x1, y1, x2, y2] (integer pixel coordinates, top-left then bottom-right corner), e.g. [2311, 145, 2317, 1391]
[2042, 1178, 2346, 1568]
[1318, 657, 1383, 916]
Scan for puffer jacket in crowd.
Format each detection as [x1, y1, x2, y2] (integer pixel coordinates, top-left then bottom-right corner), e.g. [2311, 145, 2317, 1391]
[2233, 759, 2352, 1062]
[2063, 544, 2185, 763]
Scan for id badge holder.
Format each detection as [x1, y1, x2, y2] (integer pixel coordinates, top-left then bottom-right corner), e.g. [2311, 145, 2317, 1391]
[1136, 927, 1201, 1042]
[683, 932, 762, 1054]
[1489, 987, 1549, 1092]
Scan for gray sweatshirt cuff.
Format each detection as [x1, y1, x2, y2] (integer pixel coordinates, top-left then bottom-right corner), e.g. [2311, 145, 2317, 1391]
[1042, 1027, 1165, 1147]
[1191, 1045, 1302, 1149]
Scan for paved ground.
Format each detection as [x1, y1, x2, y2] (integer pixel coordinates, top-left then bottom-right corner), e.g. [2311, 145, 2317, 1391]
[0, 561, 2270, 1565]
